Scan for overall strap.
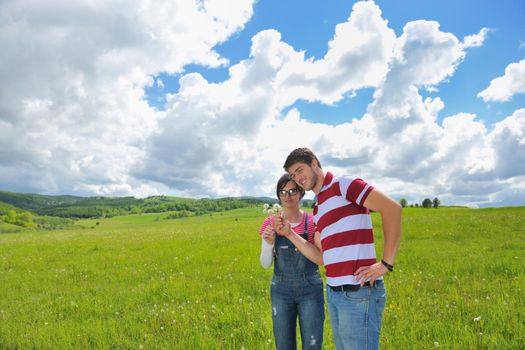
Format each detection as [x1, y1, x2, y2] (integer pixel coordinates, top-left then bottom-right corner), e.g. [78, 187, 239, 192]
[301, 213, 308, 239]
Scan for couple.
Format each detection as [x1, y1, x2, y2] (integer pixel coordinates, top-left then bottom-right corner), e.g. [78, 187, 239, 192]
[258, 148, 402, 350]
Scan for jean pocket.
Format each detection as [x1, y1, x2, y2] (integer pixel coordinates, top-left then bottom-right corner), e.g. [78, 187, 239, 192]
[343, 293, 368, 302]
[343, 288, 369, 302]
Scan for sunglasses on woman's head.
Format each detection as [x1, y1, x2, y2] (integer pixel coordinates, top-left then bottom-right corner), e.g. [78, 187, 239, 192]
[278, 188, 300, 197]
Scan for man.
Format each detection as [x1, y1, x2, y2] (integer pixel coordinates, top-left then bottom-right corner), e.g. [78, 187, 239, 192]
[274, 147, 401, 350]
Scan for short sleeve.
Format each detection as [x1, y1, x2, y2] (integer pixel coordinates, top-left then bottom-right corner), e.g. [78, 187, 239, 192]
[259, 216, 274, 236]
[338, 175, 374, 206]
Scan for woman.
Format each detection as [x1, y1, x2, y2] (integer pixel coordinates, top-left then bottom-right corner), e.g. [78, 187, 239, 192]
[259, 173, 324, 350]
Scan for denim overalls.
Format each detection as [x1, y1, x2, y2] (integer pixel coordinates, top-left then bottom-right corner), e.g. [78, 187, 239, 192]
[270, 213, 325, 350]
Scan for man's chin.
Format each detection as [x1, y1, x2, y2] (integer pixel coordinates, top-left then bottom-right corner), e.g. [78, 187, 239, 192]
[301, 184, 313, 191]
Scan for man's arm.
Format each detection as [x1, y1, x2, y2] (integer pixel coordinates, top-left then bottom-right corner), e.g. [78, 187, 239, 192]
[274, 216, 324, 266]
[355, 188, 402, 284]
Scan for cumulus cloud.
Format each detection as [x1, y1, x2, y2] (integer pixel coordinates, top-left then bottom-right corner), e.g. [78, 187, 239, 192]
[478, 58, 525, 102]
[488, 108, 525, 179]
[134, 1, 397, 197]
[462, 27, 491, 48]
[275, 1, 397, 106]
[0, 0, 254, 196]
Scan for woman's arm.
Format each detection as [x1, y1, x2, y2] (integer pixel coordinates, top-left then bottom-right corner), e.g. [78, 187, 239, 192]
[260, 237, 274, 268]
[259, 224, 275, 268]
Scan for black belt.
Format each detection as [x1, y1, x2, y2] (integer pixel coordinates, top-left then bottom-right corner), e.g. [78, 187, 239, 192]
[329, 281, 375, 292]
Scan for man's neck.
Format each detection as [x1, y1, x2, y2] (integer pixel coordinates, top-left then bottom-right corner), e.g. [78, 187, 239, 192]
[312, 170, 326, 195]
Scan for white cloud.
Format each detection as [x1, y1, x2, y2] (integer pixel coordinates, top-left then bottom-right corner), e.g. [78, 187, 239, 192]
[276, 1, 397, 106]
[0, 0, 254, 196]
[488, 108, 525, 179]
[462, 27, 491, 48]
[478, 58, 525, 102]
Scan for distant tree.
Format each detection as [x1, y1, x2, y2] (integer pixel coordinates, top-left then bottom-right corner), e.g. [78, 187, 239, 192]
[422, 198, 432, 208]
[6, 210, 17, 224]
[16, 211, 35, 227]
[415, 203, 419, 208]
[399, 198, 408, 208]
[433, 197, 440, 208]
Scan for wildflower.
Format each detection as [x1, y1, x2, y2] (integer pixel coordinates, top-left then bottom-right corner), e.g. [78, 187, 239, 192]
[263, 203, 282, 215]
[434, 342, 439, 347]
[473, 316, 481, 322]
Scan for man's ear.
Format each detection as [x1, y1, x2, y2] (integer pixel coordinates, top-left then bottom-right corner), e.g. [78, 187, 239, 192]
[311, 159, 319, 170]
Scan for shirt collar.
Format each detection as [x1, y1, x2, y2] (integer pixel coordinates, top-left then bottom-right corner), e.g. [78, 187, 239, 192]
[322, 171, 333, 188]
[314, 171, 333, 206]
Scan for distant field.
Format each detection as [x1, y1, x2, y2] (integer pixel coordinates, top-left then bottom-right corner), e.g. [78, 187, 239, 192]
[0, 207, 524, 349]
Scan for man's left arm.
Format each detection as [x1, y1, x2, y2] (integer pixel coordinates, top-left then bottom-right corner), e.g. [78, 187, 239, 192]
[355, 188, 402, 285]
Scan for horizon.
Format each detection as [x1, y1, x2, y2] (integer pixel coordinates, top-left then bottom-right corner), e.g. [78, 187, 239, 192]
[3, 188, 523, 209]
[1, 0, 524, 208]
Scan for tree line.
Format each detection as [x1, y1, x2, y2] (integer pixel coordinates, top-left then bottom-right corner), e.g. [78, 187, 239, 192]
[0, 190, 271, 231]
[399, 197, 441, 208]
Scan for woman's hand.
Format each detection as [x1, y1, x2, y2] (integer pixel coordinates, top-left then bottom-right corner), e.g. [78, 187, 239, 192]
[274, 215, 292, 237]
[262, 225, 276, 244]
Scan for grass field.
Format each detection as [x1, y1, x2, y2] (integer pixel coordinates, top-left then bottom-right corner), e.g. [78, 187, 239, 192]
[0, 207, 524, 349]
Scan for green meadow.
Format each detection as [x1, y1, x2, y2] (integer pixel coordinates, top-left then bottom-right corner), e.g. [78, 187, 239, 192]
[0, 206, 524, 349]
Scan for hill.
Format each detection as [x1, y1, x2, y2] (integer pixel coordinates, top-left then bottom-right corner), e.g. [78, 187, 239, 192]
[0, 190, 270, 220]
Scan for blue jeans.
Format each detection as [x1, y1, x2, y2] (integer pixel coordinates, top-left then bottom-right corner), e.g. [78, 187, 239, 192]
[271, 273, 325, 350]
[326, 280, 386, 350]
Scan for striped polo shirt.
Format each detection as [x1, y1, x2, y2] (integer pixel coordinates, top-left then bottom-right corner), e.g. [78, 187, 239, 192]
[313, 172, 377, 286]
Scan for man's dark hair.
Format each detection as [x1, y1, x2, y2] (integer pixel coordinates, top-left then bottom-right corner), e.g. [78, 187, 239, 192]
[276, 173, 305, 200]
[283, 147, 322, 171]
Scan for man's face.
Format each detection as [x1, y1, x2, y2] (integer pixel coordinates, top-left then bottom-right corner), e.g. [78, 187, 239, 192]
[288, 162, 317, 191]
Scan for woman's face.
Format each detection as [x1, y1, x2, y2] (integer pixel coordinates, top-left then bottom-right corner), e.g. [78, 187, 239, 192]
[278, 181, 301, 208]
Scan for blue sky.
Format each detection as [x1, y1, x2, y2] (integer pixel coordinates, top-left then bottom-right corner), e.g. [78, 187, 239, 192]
[146, 0, 525, 126]
[1, 0, 525, 207]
